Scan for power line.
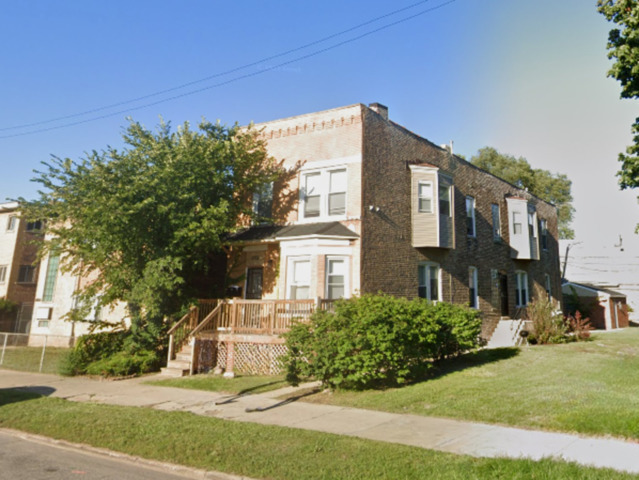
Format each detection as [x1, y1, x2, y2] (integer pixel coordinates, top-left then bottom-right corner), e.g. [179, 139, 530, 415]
[0, 0, 454, 138]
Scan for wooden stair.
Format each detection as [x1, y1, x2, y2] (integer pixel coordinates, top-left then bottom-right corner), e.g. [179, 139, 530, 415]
[160, 343, 192, 377]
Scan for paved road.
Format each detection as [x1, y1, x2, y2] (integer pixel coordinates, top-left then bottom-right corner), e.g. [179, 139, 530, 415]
[0, 430, 234, 480]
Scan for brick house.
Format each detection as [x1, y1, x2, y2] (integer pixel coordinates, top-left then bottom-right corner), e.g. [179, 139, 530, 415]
[225, 102, 562, 337]
[0, 202, 41, 333]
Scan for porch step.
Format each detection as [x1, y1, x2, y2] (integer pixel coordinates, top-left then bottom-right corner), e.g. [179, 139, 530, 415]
[166, 359, 191, 370]
[175, 352, 192, 362]
[485, 319, 529, 348]
[159, 366, 189, 377]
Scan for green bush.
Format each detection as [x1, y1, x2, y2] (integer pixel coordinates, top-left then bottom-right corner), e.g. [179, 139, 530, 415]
[285, 294, 481, 390]
[59, 330, 162, 377]
[85, 350, 161, 377]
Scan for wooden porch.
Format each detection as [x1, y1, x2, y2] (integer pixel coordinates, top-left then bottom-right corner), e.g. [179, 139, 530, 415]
[164, 298, 335, 377]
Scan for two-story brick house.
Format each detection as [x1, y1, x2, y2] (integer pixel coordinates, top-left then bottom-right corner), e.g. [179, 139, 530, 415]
[225, 102, 561, 336]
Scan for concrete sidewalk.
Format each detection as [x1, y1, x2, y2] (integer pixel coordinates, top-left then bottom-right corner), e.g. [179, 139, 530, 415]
[1, 369, 639, 475]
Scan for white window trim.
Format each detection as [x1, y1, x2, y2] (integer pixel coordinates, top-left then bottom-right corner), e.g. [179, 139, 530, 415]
[466, 196, 476, 237]
[515, 270, 529, 307]
[299, 167, 348, 222]
[418, 262, 441, 302]
[417, 181, 434, 213]
[540, 219, 548, 250]
[286, 256, 312, 300]
[325, 255, 350, 300]
[469, 266, 478, 309]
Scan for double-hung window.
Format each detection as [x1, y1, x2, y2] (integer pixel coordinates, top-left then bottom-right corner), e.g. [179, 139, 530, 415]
[418, 263, 440, 301]
[252, 182, 273, 221]
[492, 204, 501, 240]
[540, 219, 548, 250]
[466, 196, 476, 237]
[301, 168, 347, 219]
[17, 265, 36, 284]
[469, 267, 478, 309]
[545, 273, 552, 299]
[6, 216, 18, 232]
[303, 173, 321, 218]
[515, 271, 529, 307]
[0, 265, 7, 283]
[439, 185, 451, 216]
[326, 257, 346, 299]
[513, 212, 523, 235]
[418, 181, 433, 213]
[289, 258, 311, 300]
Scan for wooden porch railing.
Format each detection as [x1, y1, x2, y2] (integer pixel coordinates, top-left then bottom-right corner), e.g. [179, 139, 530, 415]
[168, 298, 337, 360]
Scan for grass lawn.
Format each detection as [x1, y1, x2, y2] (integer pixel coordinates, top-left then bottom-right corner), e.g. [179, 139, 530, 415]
[0, 346, 67, 374]
[147, 373, 287, 395]
[298, 328, 639, 440]
[0, 389, 635, 480]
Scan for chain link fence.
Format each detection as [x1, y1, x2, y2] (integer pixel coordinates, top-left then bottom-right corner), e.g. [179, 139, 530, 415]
[0, 333, 75, 374]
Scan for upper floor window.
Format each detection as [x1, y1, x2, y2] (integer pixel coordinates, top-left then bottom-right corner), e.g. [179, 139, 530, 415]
[466, 196, 476, 237]
[418, 263, 440, 301]
[492, 204, 501, 240]
[528, 209, 536, 238]
[515, 271, 529, 307]
[513, 212, 523, 235]
[0, 265, 7, 283]
[252, 182, 273, 221]
[26, 220, 43, 232]
[540, 219, 548, 250]
[301, 168, 347, 220]
[17, 265, 37, 284]
[439, 185, 451, 216]
[328, 169, 346, 216]
[469, 266, 478, 309]
[418, 181, 433, 213]
[6, 215, 18, 232]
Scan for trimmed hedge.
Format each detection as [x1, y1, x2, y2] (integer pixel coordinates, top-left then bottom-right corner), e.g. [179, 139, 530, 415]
[285, 294, 482, 390]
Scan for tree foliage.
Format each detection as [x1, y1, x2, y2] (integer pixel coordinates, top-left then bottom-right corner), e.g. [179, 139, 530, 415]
[598, 0, 639, 189]
[470, 147, 575, 239]
[20, 119, 280, 339]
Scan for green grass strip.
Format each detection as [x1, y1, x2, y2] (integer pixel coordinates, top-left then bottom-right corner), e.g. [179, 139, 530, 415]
[0, 390, 635, 479]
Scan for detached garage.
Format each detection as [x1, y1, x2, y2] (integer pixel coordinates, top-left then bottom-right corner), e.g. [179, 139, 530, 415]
[562, 281, 629, 330]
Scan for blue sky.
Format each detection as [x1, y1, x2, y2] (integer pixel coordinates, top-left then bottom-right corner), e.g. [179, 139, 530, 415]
[1, 0, 636, 245]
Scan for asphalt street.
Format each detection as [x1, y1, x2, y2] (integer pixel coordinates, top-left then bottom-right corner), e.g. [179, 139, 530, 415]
[0, 430, 231, 480]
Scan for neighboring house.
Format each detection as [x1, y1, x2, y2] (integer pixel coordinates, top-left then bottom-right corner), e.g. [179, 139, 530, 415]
[562, 281, 628, 330]
[28, 240, 128, 347]
[560, 237, 639, 321]
[225, 102, 562, 337]
[0, 202, 41, 333]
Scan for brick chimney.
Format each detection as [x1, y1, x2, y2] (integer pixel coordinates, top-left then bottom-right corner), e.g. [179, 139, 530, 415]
[369, 102, 388, 120]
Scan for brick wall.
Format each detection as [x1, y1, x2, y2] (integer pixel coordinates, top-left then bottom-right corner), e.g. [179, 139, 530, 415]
[360, 105, 562, 324]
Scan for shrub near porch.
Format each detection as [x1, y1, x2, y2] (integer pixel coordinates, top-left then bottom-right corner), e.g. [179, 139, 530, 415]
[285, 294, 482, 390]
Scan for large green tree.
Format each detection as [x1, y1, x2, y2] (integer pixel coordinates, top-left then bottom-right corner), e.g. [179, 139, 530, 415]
[598, 0, 639, 189]
[470, 147, 575, 239]
[20, 119, 280, 337]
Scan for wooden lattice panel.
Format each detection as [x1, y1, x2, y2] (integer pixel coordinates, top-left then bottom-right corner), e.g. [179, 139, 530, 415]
[233, 342, 288, 375]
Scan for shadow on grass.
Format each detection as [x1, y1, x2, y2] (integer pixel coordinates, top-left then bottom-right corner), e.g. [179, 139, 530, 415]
[0, 386, 55, 406]
[215, 380, 287, 405]
[426, 347, 520, 382]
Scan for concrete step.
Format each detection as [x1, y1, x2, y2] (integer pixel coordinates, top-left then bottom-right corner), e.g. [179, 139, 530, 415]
[159, 367, 189, 377]
[166, 359, 191, 370]
[486, 319, 528, 348]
